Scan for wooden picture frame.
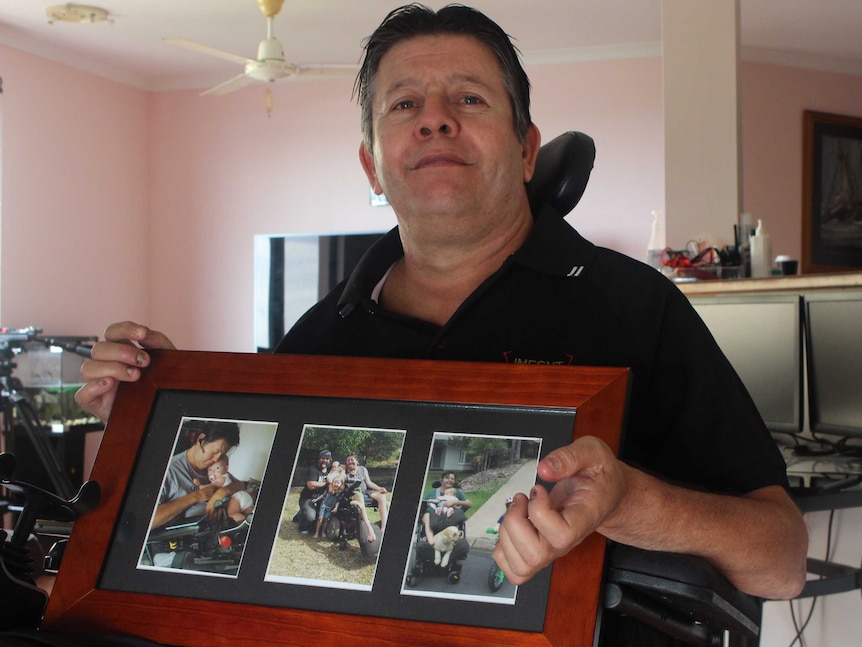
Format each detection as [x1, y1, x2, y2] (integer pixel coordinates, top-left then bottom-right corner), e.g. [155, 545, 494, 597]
[42, 351, 629, 647]
[802, 110, 862, 274]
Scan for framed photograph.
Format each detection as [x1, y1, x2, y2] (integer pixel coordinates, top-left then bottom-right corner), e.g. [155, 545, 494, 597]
[802, 110, 862, 274]
[43, 351, 629, 647]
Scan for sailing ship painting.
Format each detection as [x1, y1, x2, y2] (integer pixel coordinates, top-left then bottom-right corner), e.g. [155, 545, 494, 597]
[818, 134, 862, 248]
[804, 110, 862, 272]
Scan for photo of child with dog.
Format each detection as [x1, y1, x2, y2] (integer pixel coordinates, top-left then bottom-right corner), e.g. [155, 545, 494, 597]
[265, 424, 405, 591]
[401, 432, 541, 605]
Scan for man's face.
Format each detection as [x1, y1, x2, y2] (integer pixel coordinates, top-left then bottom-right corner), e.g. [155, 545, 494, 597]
[189, 437, 231, 472]
[318, 455, 332, 470]
[359, 34, 539, 246]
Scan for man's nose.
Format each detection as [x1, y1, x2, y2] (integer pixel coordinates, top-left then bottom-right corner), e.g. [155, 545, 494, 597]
[416, 95, 457, 138]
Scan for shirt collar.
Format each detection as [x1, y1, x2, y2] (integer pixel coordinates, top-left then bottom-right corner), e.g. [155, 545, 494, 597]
[338, 227, 402, 316]
[513, 202, 598, 278]
[337, 203, 598, 315]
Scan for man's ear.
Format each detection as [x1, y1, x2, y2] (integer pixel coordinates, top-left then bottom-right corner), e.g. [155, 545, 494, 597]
[521, 124, 542, 184]
[359, 142, 384, 195]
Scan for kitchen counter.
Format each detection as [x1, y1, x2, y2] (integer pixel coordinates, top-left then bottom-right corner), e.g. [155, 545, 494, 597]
[676, 272, 862, 296]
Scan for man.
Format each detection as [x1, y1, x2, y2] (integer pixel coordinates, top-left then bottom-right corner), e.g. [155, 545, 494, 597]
[423, 472, 472, 518]
[154, 419, 242, 529]
[144, 419, 242, 570]
[344, 452, 389, 533]
[415, 471, 472, 574]
[421, 471, 471, 543]
[297, 450, 332, 534]
[75, 5, 806, 644]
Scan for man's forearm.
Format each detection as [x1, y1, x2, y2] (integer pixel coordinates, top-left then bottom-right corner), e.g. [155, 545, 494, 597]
[599, 465, 808, 599]
[154, 490, 207, 528]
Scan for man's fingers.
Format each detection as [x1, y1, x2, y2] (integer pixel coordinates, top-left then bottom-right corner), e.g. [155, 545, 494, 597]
[526, 485, 593, 551]
[103, 321, 176, 351]
[536, 436, 614, 483]
[494, 490, 565, 583]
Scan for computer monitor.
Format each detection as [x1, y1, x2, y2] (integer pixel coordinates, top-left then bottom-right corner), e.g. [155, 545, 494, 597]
[805, 290, 862, 440]
[690, 293, 804, 435]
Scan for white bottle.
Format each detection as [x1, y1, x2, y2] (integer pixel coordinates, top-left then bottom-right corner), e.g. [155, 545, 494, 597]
[646, 210, 665, 270]
[750, 219, 773, 278]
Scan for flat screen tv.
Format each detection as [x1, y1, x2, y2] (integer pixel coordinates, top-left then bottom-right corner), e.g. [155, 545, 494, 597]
[690, 293, 804, 435]
[254, 232, 383, 352]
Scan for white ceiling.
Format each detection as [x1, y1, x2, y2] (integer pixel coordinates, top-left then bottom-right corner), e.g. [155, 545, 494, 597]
[1, 1, 861, 93]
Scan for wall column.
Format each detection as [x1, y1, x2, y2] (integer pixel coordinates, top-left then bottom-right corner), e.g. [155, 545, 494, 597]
[662, 0, 741, 248]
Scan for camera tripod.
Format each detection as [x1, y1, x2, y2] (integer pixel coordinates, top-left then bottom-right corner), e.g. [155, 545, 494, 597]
[1, 328, 75, 500]
[0, 328, 100, 629]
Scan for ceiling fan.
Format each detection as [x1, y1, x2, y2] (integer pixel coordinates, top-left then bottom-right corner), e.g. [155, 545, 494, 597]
[163, 0, 356, 97]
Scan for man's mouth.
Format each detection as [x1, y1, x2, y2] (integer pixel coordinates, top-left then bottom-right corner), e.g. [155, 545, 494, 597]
[413, 153, 468, 169]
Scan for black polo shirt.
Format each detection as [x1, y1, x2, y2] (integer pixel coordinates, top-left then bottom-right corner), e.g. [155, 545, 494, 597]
[276, 206, 788, 495]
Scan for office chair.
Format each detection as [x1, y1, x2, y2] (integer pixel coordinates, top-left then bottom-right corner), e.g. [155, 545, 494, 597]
[530, 131, 762, 647]
[528, 130, 596, 217]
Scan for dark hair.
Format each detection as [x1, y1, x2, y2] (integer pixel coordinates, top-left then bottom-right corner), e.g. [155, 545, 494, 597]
[355, 3, 532, 149]
[183, 419, 240, 449]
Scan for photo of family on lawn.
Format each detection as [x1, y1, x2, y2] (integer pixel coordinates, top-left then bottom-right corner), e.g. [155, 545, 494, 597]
[137, 417, 278, 577]
[265, 424, 406, 591]
[401, 432, 541, 605]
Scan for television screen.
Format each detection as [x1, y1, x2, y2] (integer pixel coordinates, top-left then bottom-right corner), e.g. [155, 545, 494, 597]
[690, 294, 804, 435]
[254, 232, 383, 352]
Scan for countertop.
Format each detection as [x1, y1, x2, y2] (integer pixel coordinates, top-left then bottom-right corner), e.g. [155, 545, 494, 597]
[676, 272, 862, 296]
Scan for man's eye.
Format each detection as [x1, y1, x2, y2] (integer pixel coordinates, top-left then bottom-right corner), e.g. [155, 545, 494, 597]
[394, 100, 416, 110]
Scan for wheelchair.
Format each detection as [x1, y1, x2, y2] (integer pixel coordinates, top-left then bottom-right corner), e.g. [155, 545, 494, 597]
[141, 485, 256, 575]
[319, 480, 381, 558]
[404, 498, 470, 586]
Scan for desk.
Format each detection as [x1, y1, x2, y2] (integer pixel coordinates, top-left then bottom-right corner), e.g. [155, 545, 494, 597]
[787, 456, 862, 599]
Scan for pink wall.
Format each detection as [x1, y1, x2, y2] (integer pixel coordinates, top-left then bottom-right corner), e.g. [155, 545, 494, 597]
[2, 46, 862, 354]
[742, 63, 862, 262]
[148, 81, 396, 351]
[0, 45, 151, 338]
[530, 58, 665, 257]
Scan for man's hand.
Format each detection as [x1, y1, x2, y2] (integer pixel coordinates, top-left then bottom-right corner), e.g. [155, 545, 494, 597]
[493, 436, 629, 585]
[206, 479, 245, 518]
[74, 321, 176, 423]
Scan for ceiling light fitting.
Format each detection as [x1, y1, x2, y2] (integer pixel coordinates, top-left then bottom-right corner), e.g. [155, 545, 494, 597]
[46, 4, 113, 25]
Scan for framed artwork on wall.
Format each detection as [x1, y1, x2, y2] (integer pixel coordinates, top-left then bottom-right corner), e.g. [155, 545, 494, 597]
[802, 110, 862, 274]
[42, 351, 630, 647]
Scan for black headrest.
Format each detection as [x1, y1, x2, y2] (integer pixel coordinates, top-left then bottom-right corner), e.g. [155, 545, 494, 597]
[528, 131, 596, 217]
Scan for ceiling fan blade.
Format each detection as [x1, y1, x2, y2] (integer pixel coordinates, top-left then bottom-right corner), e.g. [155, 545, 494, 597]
[163, 37, 252, 66]
[201, 73, 255, 96]
[294, 64, 358, 78]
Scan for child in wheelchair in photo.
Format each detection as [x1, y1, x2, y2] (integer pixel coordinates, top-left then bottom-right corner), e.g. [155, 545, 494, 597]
[319, 479, 381, 557]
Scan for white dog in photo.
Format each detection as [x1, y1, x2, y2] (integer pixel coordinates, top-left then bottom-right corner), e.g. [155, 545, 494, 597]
[432, 526, 463, 567]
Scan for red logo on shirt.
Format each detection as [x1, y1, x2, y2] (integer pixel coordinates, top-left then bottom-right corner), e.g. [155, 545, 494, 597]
[502, 351, 574, 365]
